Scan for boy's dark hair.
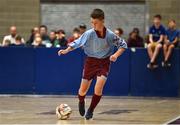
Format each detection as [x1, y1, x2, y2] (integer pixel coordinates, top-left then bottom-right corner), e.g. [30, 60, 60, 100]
[154, 14, 162, 20]
[5, 39, 11, 44]
[40, 25, 48, 31]
[79, 23, 87, 29]
[169, 19, 176, 23]
[132, 28, 140, 35]
[90, 8, 104, 20]
[15, 35, 22, 41]
[73, 27, 80, 33]
[58, 29, 65, 34]
[50, 30, 56, 34]
[116, 28, 123, 35]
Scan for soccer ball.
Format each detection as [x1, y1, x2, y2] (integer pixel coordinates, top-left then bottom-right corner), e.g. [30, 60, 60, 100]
[56, 104, 72, 120]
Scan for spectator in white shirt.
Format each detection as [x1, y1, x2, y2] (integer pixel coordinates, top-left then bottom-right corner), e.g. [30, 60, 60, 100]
[2, 26, 25, 46]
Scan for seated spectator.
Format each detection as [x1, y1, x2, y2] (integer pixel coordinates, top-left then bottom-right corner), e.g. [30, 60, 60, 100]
[39, 25, 51, 47]
[68, 27, 80, 44]
[162, 20, 179, 67]
[2, 40, 11, 47]
[49, 30, 59, 47]
[79, 23, 87, 35]
[34, 33, 41, 38]
[127, 28, 144, 47]
[147, 14, 166, 69]
[31, 34, 45, 48]
[10, 35, 25, 47]
[57, 29, 68, 47]
[26, 27, 39, 46]
[178, 30, 180, 48]
[114, 28, 123, 37]
[2, 26, 25, 46]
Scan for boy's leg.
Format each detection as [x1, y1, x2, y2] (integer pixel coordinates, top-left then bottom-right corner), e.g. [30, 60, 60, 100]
[150, 43, 162, 63]
[162, 44, 168, 67]
[79, 79, 92, 96]
[147, 43, 156, 69]
[85, 75, 107, 119]
[147, 43, 154, 60]
[165, 44, 174, 62]
[163, 44, 168, 60]
[78, 79, 92, 116]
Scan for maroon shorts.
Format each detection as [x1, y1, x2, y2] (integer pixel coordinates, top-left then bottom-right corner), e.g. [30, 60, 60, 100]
[82, 56, 111, 80]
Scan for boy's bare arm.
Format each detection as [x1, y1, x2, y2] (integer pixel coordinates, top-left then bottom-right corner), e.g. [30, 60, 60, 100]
[149, 34, 154, 43]
[110, 48, 125, 62]
[157, 35, 164, 43]
[172, 37, 178, 45]
[58, 46, 74, 55]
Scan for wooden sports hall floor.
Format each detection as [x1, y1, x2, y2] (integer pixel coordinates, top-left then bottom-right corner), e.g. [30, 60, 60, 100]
[0, 95, 180, 124]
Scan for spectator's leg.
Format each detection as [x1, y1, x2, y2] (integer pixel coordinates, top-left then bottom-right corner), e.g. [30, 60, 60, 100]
[165, 44, 174, 62]
[151, 43, 162, 63]
[147, 43, 154, 60]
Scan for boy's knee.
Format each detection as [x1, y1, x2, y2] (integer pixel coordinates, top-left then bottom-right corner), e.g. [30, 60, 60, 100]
[79, 88, 87, 96]
[147, 43, 152, 49]
[79, 79, 90, 95]
[94, 76, 106, 96]
[169, 44, 175, 49]
[94, 89, 103, 96]
[156, 44, 162, 49]
[163, 44, 167, 48]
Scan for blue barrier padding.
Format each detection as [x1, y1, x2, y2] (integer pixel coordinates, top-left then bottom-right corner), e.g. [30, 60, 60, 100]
[0, 47, 35, 94]
[35, 48, 83, 95]
[104, 49, 130, 96]
[130, 48, 180, 97]
[0, 47, 179, 97]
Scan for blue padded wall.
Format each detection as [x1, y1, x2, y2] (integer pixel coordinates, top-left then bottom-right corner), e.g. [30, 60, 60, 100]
[0, 47, 35, 94]
[130, 48, 180, 97]
[104, 49, 131, 96]
[35, 48, 83, 95]
[0, 47, 179, 97]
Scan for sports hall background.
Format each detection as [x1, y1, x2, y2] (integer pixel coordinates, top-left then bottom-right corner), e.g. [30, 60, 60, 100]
[0, 0, 179, 41]
[0, 0, 179, 96]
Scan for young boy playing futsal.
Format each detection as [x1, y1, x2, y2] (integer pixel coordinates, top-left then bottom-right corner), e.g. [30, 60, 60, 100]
[58, 8, 127, 120]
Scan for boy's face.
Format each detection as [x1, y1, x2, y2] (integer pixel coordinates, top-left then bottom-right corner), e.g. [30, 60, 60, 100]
[130, 32, 137, 39]
[114, 30, 120, 36]
[59, 32, 65, 39]
[168, 21, 176, 29]
[91, 18, 104, 31]
[153, 17, 161, 26]
[73, 32, 80, 39]
[40, 27, 47, 35]
[50, 32, 56, 40]
[35, 37, 42, 44]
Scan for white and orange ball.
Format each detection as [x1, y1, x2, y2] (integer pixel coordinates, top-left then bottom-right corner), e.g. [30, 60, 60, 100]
[56, 104, 72, 120]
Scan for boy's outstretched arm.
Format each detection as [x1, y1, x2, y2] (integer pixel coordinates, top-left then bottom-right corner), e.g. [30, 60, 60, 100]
[58, 46, 74, 55]
[110, 48, 125, 62]
[58, 32, 89, 56]
[110, 34, 127, 62]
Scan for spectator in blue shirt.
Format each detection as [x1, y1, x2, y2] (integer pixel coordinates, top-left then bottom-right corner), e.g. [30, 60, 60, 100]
[147, 14, 166, 69]
[162, 20, 179, 67]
